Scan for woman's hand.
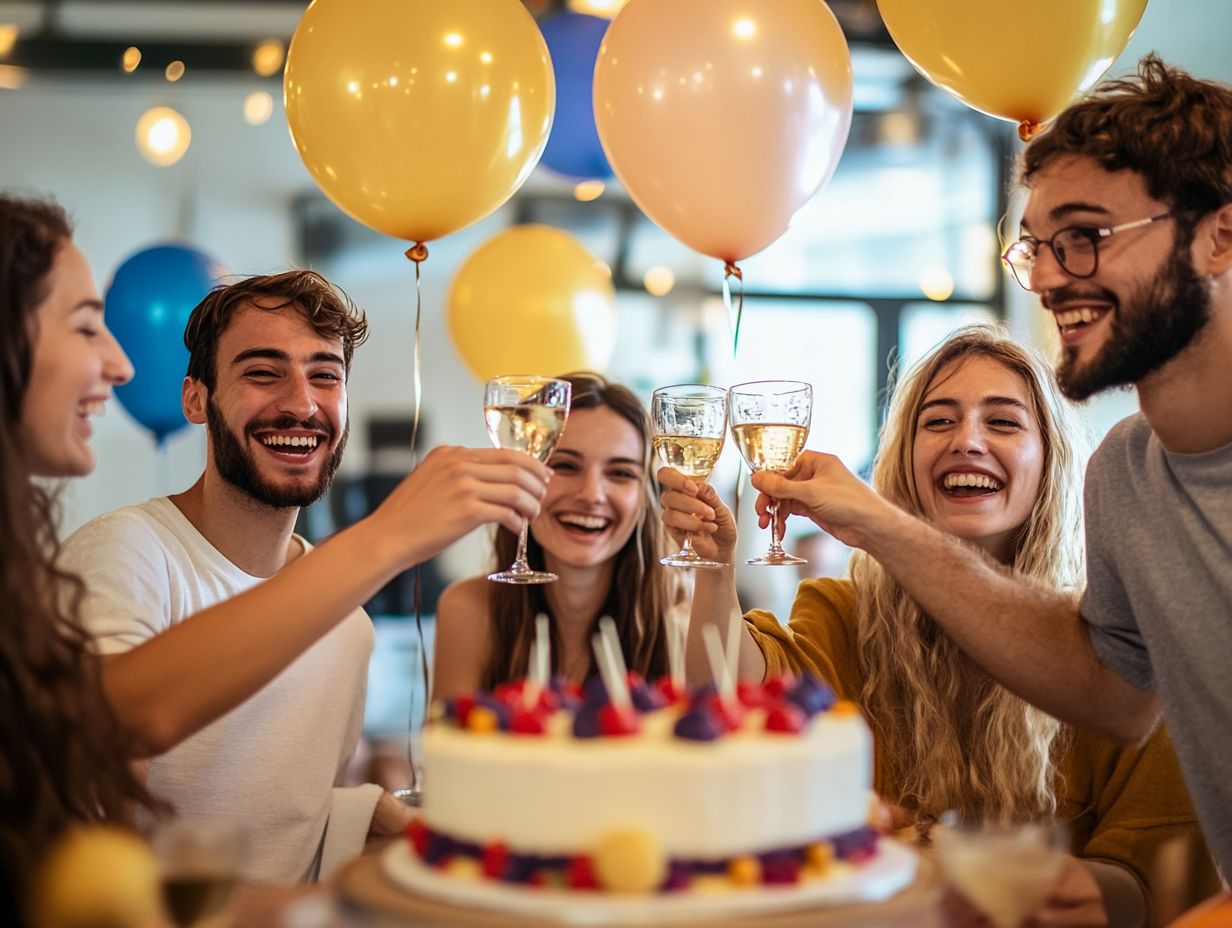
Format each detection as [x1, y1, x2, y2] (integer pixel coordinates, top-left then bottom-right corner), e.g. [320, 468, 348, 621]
[657, 467, 738, 564]
[1024, 856, 1109, 928]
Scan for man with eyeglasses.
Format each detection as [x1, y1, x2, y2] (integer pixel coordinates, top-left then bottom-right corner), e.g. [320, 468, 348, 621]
[744, 54, 1232, 880]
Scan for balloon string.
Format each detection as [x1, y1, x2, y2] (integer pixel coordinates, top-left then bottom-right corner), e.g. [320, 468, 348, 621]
[724, 260, 746, 527]
[404, 241, 429, 796]
[723, 260, 745, 361]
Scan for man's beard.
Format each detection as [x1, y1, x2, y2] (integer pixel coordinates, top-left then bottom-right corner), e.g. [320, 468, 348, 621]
[1055, 245, 1212, 402]
[207, 398, 347, 508]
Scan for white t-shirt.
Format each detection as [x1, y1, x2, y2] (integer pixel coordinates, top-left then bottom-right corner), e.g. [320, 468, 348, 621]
[60, 497, 379, 884]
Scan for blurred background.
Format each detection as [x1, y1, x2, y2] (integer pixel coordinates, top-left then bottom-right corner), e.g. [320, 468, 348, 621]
[3, 0, 1228, 737]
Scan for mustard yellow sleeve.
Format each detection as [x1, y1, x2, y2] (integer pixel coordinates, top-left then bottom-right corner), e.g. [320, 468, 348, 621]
[743, 577, 864, 701]
[1058, 725, 1222, 921]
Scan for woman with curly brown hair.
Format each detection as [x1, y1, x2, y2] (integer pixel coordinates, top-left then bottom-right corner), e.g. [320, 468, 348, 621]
[0, 192, 551, 920]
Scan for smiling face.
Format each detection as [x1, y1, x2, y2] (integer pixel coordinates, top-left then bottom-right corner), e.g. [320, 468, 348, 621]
[186, 302, 348, 508]
[911, 355, 1045, 562]
[20, 242, 134, 477]
[1022, 154, 1212, 400]
[530, 405, 647, 572]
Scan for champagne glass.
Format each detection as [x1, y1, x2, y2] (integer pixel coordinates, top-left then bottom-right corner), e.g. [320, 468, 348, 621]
[484, 375, 571, 584]
[728, 380, 812, 566]
[651, 384, 728, 569]
[153, 821, 242, 928]
[934, 814, 1068, 928]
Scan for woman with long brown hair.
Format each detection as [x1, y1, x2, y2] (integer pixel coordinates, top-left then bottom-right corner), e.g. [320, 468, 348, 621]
[0, 192, 550, 921]
[0, 196, 155, 923]
[660, 325, 1219, 926]
[434, 373, 680, 699]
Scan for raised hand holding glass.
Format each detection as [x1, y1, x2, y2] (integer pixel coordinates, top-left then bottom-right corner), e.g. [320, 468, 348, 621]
[651, 384, 728, 569]
[729, 380, 812, 566]
[484, 376, 571, 584]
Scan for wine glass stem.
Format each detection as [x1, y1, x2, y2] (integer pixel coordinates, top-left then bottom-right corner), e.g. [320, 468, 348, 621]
[681, 532, 696, 556]
[767, 500, 786, 556]
[512, 517, 532, 572]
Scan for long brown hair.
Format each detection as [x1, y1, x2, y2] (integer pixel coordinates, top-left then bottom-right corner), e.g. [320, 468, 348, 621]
[850, 325, 1087, 820]
[0, 194, 155, 914]
[484, 373, 675, 689]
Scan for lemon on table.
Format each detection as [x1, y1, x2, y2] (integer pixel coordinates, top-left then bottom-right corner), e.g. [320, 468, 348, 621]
[31, 825, 161, 928]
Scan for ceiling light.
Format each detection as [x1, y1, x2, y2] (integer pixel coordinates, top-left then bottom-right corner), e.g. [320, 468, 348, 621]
[573, 180, 605, 202]
[0, 64, 27, 90]
[643, 266, 675, 297]
[0, 24, 18, 59]
[567, 0, 628, 16]
[136, 106, 191, 167]
[918, 265, 954, 302]
[244, 91, 273, 125]
[252, 39, 284, 78]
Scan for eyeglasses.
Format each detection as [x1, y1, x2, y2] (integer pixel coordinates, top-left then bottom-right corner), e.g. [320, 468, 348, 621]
[1001, 212, 1173, 290]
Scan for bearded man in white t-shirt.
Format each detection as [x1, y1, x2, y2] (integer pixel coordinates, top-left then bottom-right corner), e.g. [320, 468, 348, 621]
[61, 270, 412, 883]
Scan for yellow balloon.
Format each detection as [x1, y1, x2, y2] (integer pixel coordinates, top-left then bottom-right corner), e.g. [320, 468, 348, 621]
[448, 225, 617, 382]
[284, 0, 555, 243]
[32, 826, 161, 928]
[878, 0, 1147, 134]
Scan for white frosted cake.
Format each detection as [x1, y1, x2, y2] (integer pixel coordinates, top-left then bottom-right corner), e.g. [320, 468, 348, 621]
[403, 673, 884, 896]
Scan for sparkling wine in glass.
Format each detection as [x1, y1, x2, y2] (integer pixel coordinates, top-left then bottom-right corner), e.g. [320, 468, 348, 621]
[728, 380, 812, 566]
[484, 375, 571, 584]
[934, 814, 1068, 928]
[651, 384, 728, 569]
[154, 821, 242, 928]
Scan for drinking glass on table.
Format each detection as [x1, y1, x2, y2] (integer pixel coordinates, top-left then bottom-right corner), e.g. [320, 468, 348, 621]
[933, 814, 1068, 928]
[484, 375, 572, 584]
[153, 821, 242, 928]
[651, 384, 728, 569]
[728, 380, 812, 566]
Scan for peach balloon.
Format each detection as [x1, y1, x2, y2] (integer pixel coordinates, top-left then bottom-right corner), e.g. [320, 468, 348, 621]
[594, 0, 853, 264]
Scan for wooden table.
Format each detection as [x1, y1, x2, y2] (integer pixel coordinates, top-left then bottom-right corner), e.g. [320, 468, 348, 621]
[333, 849, 945, 927]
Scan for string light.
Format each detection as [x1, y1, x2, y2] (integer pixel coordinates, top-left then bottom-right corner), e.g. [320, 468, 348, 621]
[252, 39, 284, 78]
[573, 180, 605, 202]
[165, 60, 185, 82]
[136, 106, 191, 166]
[121, 46, 141, 73]
[244, 91, 274, 125]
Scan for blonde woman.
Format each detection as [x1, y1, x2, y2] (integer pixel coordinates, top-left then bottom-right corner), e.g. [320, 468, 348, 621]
[659, 326, 1218, 926]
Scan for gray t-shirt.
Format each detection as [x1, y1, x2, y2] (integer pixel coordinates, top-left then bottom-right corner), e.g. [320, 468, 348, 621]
[1082, 413, 1232, 878]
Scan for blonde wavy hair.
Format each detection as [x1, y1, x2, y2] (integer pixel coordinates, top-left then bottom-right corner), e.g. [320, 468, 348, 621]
[850, 324, 1087, 821]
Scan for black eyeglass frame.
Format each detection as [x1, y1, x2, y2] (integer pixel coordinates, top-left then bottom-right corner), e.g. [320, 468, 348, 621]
[1000, 212, 1174, 290]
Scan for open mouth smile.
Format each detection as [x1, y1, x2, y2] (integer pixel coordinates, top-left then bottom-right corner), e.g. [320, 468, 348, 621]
[254, 430, 326, 461]
[939, 471, 1004, 499]
[555, 512, 613, 535]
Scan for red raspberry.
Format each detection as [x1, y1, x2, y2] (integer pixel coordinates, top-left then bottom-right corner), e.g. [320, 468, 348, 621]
[567, 855, 598, 890]
[510, 708, 547, 735]
[765, 702, 807, 733]
[481, 841, 509, 880]
[406, 818, 429, 857]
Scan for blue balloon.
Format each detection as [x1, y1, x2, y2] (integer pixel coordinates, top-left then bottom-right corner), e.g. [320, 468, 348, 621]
[539, 13, 612, 181]
[105, 244, 222, 445]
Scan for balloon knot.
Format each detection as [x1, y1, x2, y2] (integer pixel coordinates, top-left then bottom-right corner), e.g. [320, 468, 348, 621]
[405, 242, 430, 263]
[1017, 119, 1043, 142]
[724, 261, 743, 280]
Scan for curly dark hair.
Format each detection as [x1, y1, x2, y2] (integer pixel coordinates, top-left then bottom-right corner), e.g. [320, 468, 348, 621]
[184, 269, 369, 390]
[485, 373, 676, 689]
[0, 194, 156, 922]
[1023, 54, 1232, 216]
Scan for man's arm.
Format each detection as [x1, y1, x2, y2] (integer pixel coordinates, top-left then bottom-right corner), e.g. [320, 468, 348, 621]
[753, 453, 1161, 742]
[93, 447, 548, 756]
